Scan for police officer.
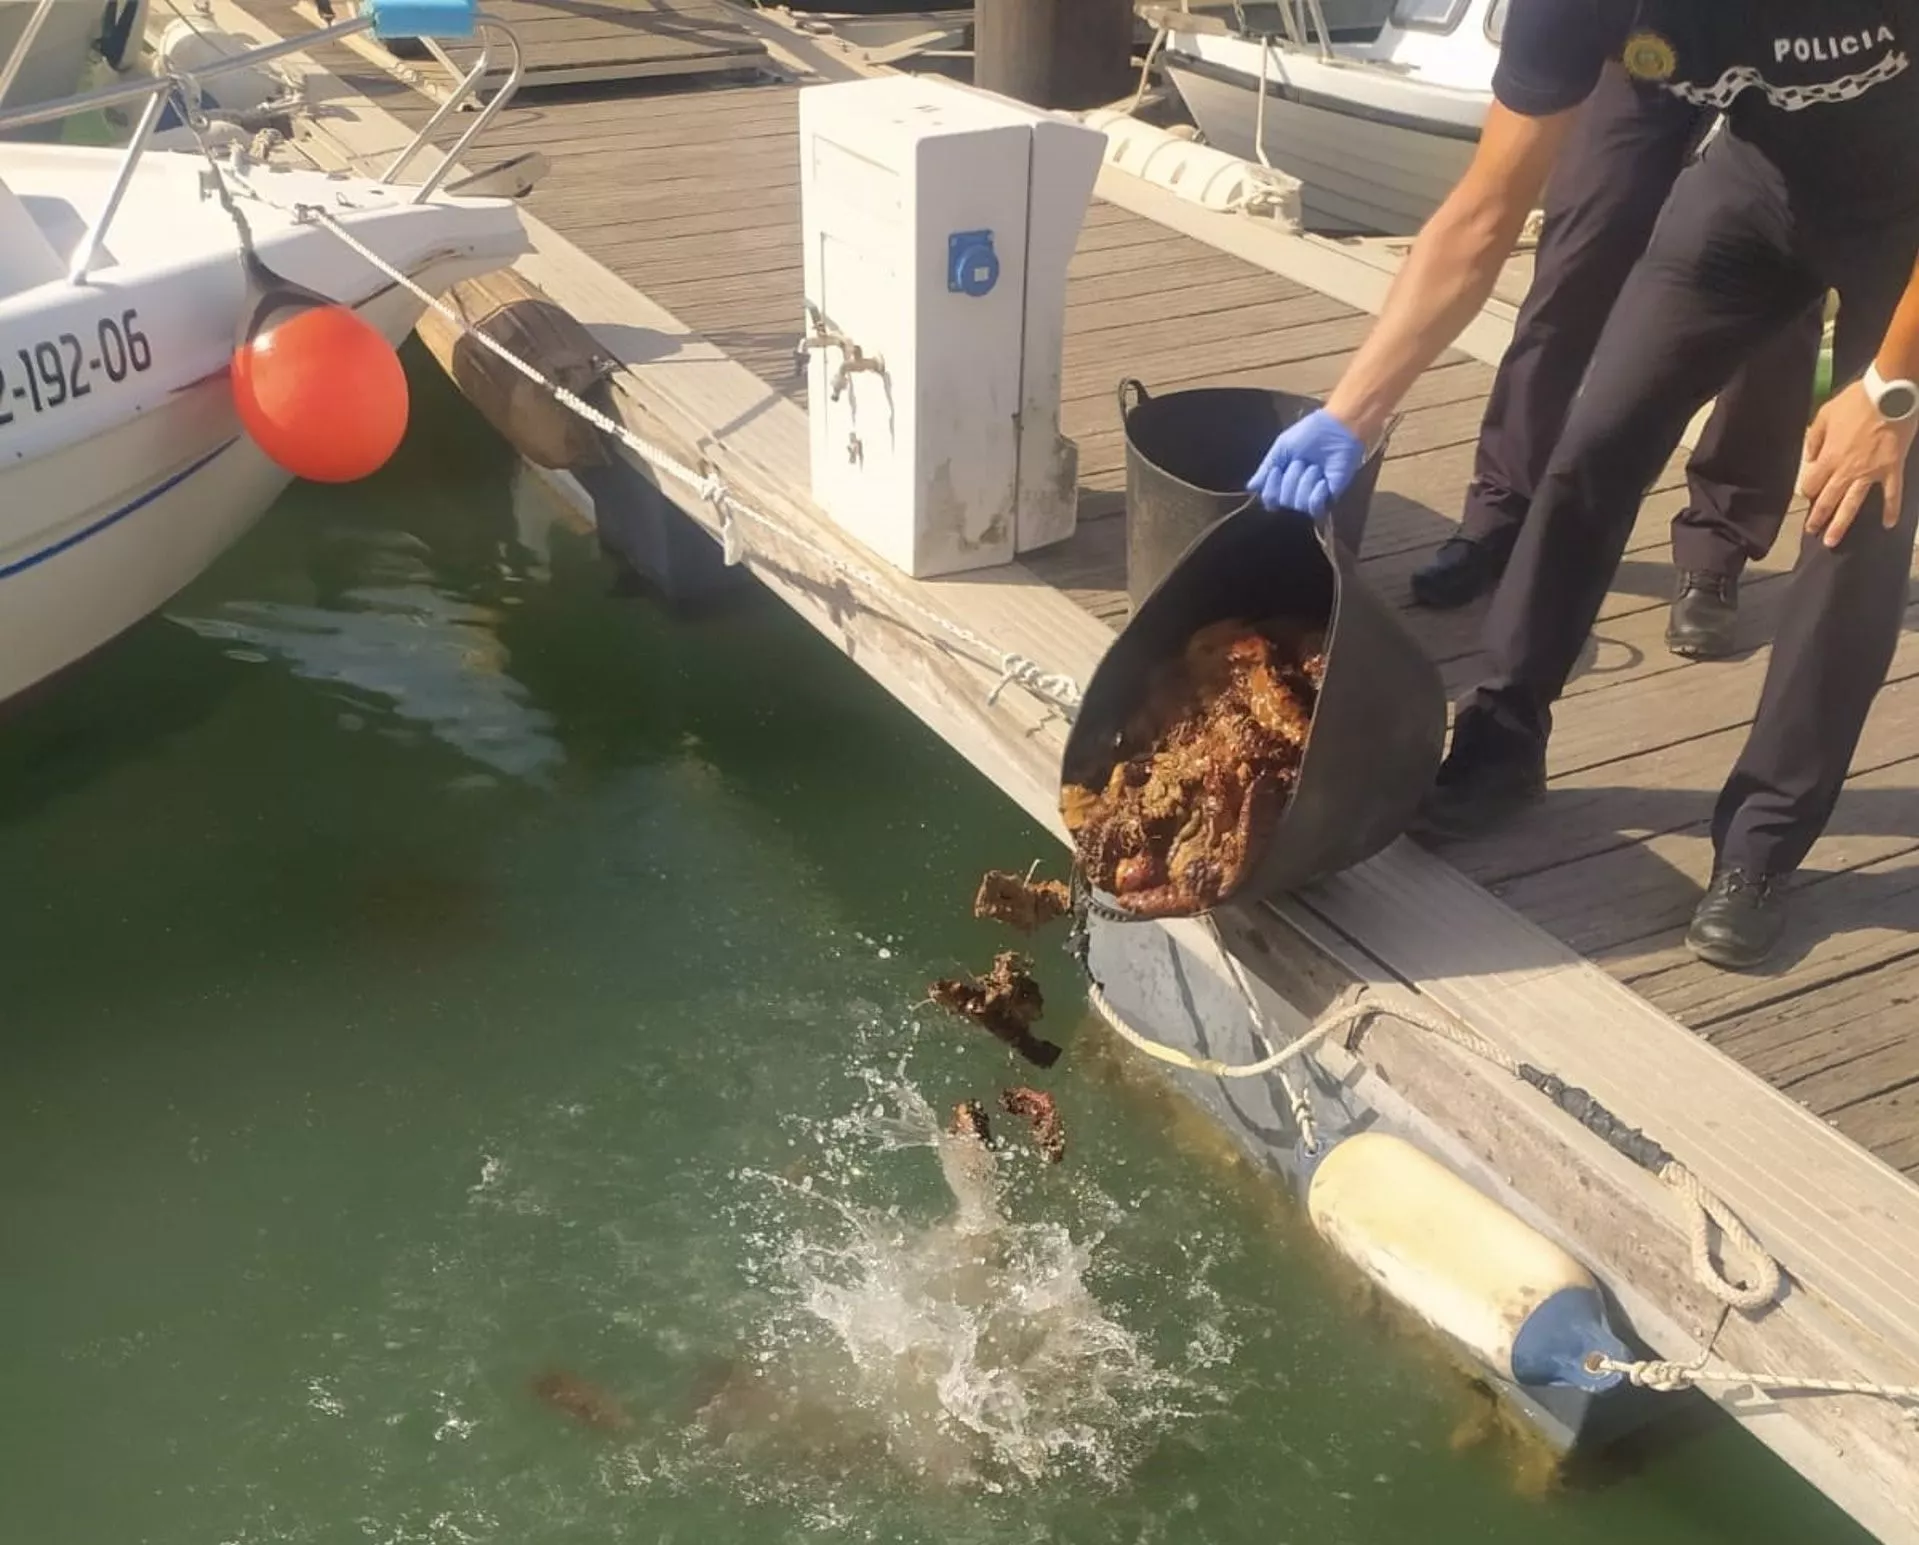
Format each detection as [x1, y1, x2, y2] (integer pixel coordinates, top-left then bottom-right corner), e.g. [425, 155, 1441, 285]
[1246, 1, 1919, 970]
[1414, 61, 1826, 666]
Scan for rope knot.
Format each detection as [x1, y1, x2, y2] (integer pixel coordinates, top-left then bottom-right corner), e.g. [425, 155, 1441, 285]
[695, 472, 744, 566]
[989, 654, 1083, 714]
[1286, 1079, 1320, 1156]
[1617, 1358, 1703, 1393]
[1660, 1161, 1783, 1313]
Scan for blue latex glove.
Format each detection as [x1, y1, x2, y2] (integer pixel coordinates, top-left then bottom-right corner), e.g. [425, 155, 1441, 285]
[1245, 409, 1365, 518]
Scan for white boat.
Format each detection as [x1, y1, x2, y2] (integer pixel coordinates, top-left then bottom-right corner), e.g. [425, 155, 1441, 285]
[1152, 0, 1507, 234]
[0, 12, 533, 707]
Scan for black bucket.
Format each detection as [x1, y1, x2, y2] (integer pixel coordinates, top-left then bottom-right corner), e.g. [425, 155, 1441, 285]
[1118, 378, 1388, 608]
[1061, 498, 1446, 911]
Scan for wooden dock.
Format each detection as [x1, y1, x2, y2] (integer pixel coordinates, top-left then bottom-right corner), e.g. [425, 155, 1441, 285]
[306, 0, 769, 91]
[217, 4, 1919, 1536]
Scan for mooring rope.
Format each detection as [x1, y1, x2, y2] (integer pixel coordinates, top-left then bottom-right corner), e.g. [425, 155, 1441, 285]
[262, 199, 1084, 718]
[1214, 937, 1321, 1155]
[1123, 24, 1168, 117]
[172, 77, 264, 259]
[1082, 957, 1780, 1314]
[1078, 947, 1919, 1413]
[1068, 874, 1782, 1314]
[1588, 1354, 1919, 1406]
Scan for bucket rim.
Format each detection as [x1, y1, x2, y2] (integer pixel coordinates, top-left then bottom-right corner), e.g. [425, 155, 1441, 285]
[1116, 373, 1405, 478]
[1115, 376, 1329, 508]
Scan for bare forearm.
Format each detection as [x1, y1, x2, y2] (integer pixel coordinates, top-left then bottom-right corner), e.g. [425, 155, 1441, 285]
[1325, 202, 1524, 445]
[1874, 251, 1919, 382]
[1320, 102, 1570, 447]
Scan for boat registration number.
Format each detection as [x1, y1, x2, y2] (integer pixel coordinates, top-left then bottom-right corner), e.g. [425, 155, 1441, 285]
[0, 310, 155, 428]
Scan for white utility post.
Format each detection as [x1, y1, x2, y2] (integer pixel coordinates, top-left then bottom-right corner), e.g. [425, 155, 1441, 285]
[797, 74, 1104, 579]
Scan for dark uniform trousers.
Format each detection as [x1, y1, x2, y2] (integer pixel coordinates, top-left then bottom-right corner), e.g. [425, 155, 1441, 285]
[1459, 129, 1919, 880]
[1462, 64, 1825, 573]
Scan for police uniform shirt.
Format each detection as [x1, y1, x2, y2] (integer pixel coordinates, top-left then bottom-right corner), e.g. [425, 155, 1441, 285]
[1492, 1, 1919, 223]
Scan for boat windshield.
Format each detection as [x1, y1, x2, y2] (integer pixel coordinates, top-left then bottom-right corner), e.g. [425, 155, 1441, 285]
[1389, 0, 1468, 34]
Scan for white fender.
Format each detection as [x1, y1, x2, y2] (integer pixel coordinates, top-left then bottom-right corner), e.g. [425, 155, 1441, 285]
[1080, 108, 1301, 226]
[158, 19, 286, 115]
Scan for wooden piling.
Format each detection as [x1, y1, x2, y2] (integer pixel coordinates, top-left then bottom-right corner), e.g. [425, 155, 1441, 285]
[975, 0, 1136, 111]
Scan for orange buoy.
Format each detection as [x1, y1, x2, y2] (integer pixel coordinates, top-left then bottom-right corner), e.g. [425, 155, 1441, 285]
[231, 303, 410, 483]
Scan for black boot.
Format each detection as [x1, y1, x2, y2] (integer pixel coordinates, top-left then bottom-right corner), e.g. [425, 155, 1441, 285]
[1411, 531, 1516, 610]
[1666, 571, 1740, 660]
[1411, 713, 1547, 842]
[1686, 868, 1786, 970]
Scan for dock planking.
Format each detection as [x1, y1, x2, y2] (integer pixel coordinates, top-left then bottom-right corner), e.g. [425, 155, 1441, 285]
[233, 16, 1919, 1528]
[263, 43, 1919, 1176]
[312, 0, 770, 90]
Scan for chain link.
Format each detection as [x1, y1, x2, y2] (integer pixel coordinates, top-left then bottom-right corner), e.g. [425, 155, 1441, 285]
[1666, 49, 1910, 113]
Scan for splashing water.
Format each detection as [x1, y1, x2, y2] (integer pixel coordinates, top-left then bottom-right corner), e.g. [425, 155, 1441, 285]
[703, 1075, 1211, 1498]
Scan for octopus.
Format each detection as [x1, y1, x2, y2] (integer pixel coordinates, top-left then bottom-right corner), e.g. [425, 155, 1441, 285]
[949, 1099, 995, 1146]
[971, 866, 1071, 933]
[1061, 618, 1326, 918]
[928, 952, 1062, 1068]
[999, 1086, 1065, 1164]
[529, 1370, 634, 1433]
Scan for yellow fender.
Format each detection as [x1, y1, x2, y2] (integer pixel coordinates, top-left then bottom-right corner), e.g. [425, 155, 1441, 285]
[1307, 1131, 1628, 1392]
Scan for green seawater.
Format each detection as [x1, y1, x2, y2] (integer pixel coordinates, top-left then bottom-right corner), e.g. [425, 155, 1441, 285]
[0, 359, 1874, 1545]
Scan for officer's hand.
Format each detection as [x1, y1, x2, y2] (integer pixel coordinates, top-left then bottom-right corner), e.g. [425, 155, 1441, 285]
[1245, 409, 1365, 519]
[1801, 382, 1917, 548]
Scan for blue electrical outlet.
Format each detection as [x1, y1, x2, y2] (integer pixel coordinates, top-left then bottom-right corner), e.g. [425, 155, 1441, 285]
[947, 230, 1000, 298]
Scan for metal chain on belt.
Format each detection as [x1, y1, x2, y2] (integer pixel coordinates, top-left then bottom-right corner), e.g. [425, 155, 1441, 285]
[1665, 49, 1910, 113]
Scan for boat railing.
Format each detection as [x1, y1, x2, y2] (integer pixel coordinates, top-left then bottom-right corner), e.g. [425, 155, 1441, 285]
[1295, 0, 1337, 58]
[1221, 0, 1336, 58]
[0, 5, 525, 283]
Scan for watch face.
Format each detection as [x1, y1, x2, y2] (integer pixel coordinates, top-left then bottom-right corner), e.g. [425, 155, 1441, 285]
[1882, 383, 1919, 420]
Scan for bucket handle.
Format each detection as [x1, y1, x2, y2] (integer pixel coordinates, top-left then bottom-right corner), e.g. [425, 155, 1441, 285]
[1116, 377, 1150, 421]
[1230, 490, 1338, 550]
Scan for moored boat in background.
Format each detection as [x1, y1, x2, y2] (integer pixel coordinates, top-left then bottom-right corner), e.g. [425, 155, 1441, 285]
[1150, 0, 1505, 234]
[0, 10, 531, 707]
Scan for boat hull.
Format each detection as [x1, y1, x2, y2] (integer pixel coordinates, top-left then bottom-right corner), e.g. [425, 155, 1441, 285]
[0, 274, 471, 707]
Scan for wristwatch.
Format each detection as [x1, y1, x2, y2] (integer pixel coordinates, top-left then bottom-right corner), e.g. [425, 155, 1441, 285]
[1863, 362, 1919, 424]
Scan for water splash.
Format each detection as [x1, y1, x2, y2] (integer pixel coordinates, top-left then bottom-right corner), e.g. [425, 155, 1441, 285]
[702, 1076, 1210, 1496]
